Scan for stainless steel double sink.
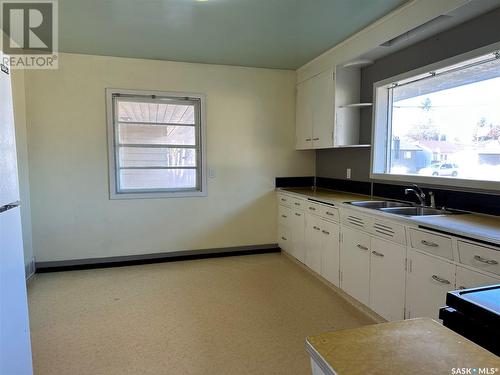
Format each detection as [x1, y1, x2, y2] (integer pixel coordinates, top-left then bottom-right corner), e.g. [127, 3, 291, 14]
[347, 200, 456, 217]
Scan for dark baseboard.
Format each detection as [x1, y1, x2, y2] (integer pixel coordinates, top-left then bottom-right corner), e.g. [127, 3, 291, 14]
[35, 244, 280, 273]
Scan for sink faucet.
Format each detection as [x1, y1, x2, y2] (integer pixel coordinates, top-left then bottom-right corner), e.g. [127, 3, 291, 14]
[405, 184, 426, 206]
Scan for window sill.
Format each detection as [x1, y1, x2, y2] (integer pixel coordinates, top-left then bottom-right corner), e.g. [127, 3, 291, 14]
[109, 190, 207, 200]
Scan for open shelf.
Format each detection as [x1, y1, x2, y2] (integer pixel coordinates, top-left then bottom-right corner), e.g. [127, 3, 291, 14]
[338, 103, 373, 108]
[334, 144, 371, 148]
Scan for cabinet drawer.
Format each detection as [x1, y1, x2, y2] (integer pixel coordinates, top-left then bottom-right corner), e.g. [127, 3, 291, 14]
[318, 205, 339, 222]
[409, 228, 453, 260]
[289, 196, 306, 210]
[458, 241, 500, 276]
[277, 193, 292, 207]
[371, 219, 406, 245]
[278, 205, 292, 226]
[305, 201, 339, 222]
[340, 209, 371, 231]
[455, 266, 500, 290]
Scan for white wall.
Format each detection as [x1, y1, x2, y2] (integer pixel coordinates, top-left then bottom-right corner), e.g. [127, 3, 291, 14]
[11, 69, 35, 276]
[24, 53, 314, 262]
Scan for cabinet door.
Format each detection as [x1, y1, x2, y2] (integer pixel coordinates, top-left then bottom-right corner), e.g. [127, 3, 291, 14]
[304, 214, 322, 274]
[278, 225, 291, 254]
[295, 79, 313, 150]
[340, 226, 370, 306]
[290, 210, 306, 263]
[321, 220, 340, 287]
[406, 250, 455, 321]
[455, 266, 500, 290]
[369, 238, 406, 321]
[311, 69, 334, 149]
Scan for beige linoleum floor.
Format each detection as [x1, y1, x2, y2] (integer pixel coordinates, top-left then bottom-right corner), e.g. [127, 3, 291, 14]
[28, 253, 374, 375]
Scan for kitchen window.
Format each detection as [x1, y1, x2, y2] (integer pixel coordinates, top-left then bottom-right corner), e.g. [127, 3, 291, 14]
[371, 44, 500, 191]
[106, 89, 206, 199]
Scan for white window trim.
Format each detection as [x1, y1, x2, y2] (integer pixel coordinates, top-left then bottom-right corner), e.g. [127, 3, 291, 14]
[106, 88, 207, 199]
[370, 41, 500, 193]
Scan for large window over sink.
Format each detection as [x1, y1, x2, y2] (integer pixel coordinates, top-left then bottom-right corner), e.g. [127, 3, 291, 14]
[371, 44, 500, 191]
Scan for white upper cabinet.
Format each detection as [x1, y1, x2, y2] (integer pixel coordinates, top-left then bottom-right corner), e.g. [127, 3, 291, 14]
[295, 65, 364, 150]
[295, 78, 313, 150]
[295, 69, 334, 149]
[310, 69, 335, 149]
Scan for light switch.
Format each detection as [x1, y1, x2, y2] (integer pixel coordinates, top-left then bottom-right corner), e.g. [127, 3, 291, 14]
[346, 168, 351, 179]
[208, 167, 216, 178]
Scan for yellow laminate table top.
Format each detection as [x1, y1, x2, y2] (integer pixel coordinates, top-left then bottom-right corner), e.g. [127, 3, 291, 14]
[307, 318, 500, 375]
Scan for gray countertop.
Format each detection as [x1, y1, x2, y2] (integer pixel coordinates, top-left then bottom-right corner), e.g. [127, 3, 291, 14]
[278, 187, 500, 246]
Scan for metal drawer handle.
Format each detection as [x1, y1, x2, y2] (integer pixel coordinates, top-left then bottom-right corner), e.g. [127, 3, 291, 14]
[326, 211, 335, 216]
[313, 226, 321, 231]
[295, 213, 301, 217]
[357, 244, 368, 251]
[474, 255, 498, 265]
[281, 236, 287, 241]
[305, 138, 312, 141]
[431, 275, 450, 284]
[322, 230, 330, 235]
[281, 198, 287, 202]
[294, 202, 300, 206]
[421, 240, 439, 248]
[313, 137, 320, 141]
[309, 206, 316, 211]
[281, 215, 287, 218]
[372, 251, 384, 257]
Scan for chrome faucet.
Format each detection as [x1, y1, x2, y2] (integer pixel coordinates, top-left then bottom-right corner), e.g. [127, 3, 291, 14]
[405, 184, 426, 206]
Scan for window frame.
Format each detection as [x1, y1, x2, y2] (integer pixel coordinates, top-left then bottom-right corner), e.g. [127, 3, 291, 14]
[370, 41, 500, 192]
[106, 88, 207, 199]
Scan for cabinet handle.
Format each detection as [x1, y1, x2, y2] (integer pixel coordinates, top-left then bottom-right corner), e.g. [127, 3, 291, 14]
[357, 244, 369, 251]
[313, 137, 320, 141]
[322, 230, 330, 235]
[308, 206, 316, 211]
[281, 198, 287, 202]
[281, 236, 287, 241]
[326, 211, 335, 216]
[294, 202, 300, 206]
[372, 251, 384, 257]
[421, 240, 439, 248]
[295, 213, 301, 217]
[431, 275, 450, 285]
[281, 215, 287, 218]
[474, 255, 498, 265]
[313, 226, 321, 231]
[305, 138, 312, 141]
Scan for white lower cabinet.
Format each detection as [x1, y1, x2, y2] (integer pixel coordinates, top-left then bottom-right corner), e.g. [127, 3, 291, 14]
[278, 224, 291, 253]
[290, 210, 306, 263]
[320, 220, 340, 287]
[305, 214, 341, 286]
[406, 249, 456, 321]
[455, 266, 500, 290]
[369, 238, 406, 321]
[340, 226, 370, 306]
[305, 214, 324, 273]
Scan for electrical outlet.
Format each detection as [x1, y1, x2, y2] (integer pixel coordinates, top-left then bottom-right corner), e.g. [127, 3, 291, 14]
[208, 168, 216, 178]
[346, 168, 351, 179]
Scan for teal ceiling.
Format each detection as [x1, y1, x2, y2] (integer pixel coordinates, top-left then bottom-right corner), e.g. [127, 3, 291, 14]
[59, 0, 407, 69]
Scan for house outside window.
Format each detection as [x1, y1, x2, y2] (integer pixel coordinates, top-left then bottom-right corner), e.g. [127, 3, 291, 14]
[371, 43, 500, 191]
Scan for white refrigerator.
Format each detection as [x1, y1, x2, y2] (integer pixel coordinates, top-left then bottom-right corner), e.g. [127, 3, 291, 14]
[0, 56, 33, 374]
